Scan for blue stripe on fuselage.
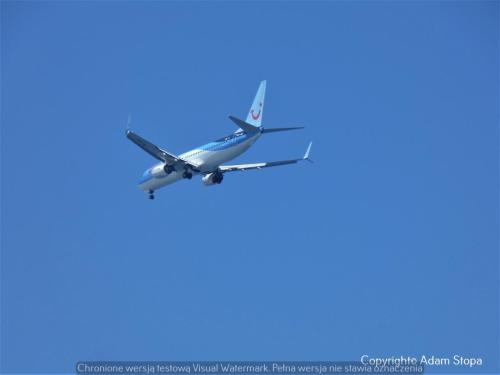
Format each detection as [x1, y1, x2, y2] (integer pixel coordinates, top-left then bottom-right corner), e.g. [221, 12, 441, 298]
[197, 132, 250, 153]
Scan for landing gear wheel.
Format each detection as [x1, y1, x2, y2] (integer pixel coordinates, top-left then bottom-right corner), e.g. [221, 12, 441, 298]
[149, 190, 155, 200]
[183, 171, 193, 179]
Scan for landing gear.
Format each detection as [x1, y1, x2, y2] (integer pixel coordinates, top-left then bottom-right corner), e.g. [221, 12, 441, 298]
[163, 164, 174, 174]
[182, 171, 193, 179]
[148, 190, 155, 200]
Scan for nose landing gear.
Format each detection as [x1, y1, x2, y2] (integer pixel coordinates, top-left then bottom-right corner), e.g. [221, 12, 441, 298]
[148, 190, 155, 200]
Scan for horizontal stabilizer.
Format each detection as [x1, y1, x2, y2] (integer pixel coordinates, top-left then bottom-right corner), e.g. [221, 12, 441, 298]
[261, 126, 304, 134]
[228, 116, 260, 133]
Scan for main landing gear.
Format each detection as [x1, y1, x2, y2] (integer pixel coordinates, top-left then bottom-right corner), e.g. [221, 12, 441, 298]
[148, 190, 155, 200]
[182, 170, 193, 179]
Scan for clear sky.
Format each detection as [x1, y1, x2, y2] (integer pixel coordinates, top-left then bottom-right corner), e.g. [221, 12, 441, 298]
[1, 1, 498, 373]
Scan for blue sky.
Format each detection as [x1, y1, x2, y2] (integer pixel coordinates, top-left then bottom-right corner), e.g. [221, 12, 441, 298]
[1, 1, 498, 373]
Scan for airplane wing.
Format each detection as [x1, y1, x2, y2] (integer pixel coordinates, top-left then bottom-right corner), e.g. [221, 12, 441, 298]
[126, 130, 199, 170]
[219, 142, 312, 173]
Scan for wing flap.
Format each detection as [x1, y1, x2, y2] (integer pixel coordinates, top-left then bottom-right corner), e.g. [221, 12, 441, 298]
[126, 130, 199, 170]
[219, 142, 313, 173]
[126, 130, 178, 163]
[219, 159, 300, 172]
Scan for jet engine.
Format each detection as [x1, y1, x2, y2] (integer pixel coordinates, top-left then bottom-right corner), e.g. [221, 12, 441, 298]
[202, 172, 224, 186]
[150, 164, 168, 177]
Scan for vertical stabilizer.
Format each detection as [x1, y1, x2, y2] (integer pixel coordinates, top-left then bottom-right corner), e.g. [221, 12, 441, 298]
[246, 80, 266, 127]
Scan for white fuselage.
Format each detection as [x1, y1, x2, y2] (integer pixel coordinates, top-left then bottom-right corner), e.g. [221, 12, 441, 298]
[138, 131, 261, 192]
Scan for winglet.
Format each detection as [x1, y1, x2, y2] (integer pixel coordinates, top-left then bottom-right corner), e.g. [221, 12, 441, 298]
[125, 113, 132, 135]
[304, 142, 313, 162]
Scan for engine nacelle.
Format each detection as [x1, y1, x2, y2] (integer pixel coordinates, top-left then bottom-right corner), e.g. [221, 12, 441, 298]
[202, 172, 223, 186]
[150, 164, 167, 177]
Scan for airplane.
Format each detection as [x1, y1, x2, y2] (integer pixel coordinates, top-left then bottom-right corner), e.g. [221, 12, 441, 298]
[126, 80, 312, 199]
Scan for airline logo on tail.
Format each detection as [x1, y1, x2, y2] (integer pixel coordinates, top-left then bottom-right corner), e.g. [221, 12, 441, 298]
[251, 102, 263, 120]
[246, 80, 266, 127]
